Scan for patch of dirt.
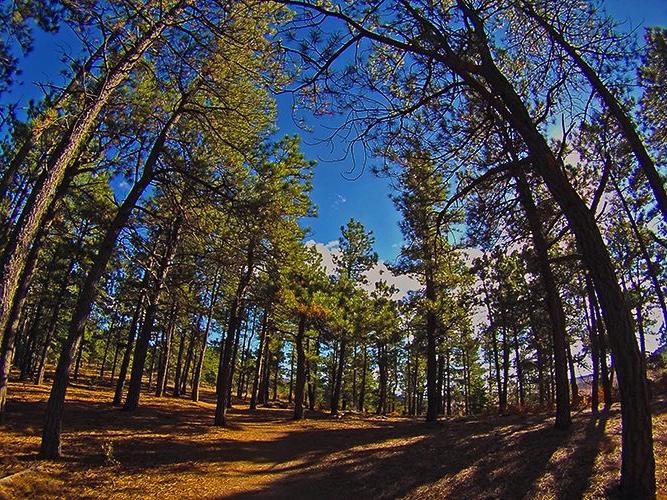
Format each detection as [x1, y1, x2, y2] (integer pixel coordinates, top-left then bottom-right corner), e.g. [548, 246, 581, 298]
[0, 379, 665, 499]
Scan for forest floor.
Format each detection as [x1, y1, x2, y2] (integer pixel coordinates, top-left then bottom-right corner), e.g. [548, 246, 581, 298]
[1, 376, 666, 499]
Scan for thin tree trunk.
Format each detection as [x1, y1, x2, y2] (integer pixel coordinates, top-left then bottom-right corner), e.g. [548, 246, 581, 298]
[113, 289, 146, 406]
[293, 315, 307, 419]
[425, 272, 438, 422]
[566, 342, 580, 407]
[109, 328, 121, 385]
[330, 333, 346, 416]
[181, 332, 195, 395]
[124, 217, 181, 411]
[39, 114, 182, 456]
[250, 307, 269, 410]
[190, 308, 211, 401]
[214, 242, 254, 426]
[514, 169, 570, 427]
[288, 344, 295, 404]
[155, 301, 178, 397]
[511, 322, 525, 407]
[358, 345, 367, 412]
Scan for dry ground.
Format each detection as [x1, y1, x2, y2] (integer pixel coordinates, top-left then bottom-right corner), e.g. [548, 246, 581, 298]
[0, 378, 666, 499]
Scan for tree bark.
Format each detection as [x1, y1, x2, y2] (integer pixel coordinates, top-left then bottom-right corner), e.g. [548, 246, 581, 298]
[250, 307, 269, 410]
[155, 301, 178, 397]
[330, 332, 346, 416]
[191, 277, 219, 402]
[214, 242, 254, 426]
[123, 218, 181, 411]
[293, 315, 307, 420]
[513, 169, 570, 427]
[39, 115, 181, 457]
[425, 272, 438, 422]
[113, 287, 146, 406]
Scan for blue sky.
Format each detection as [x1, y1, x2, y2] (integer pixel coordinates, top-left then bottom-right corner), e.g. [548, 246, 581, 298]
[4, 1, 666, 264]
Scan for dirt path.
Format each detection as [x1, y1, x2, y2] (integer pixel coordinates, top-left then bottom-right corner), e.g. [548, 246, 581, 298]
[1, 381, 665, 498]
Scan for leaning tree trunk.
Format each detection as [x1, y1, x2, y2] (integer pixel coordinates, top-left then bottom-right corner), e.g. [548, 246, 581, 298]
[466, 23, 655, 491]
[39, 115, 180, 457]
[514, 169, 571, 428]
[0, 221, 51, 419]
[0, 4, 186, 349]
[0, 39, 114, 210]
[519, 0, 667, 224]
[0, 170, 75, 415]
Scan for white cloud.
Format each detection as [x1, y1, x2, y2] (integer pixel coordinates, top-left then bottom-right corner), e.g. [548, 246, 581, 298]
[332, 194, 347, 209]
[306, 239, 421, 299]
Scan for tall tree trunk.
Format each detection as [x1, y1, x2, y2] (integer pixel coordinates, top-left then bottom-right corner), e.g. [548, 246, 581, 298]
[123, 217, 181, 412]
[155, 301, 178, 397]
[514, 169, 570, 427]
[0, 4, 186, 347]
[191, 286, 217, 402]
[0, 168, 76, 415]
[501, 325, 510, 414]
[272, 354, 279, 401]
[288, 344, 295, 404]
[444, 6, 657, 488]
[293, 315, 307, 420]
[0, 242, 51, 417]
[566, 342, 580, 407]
[445, 347, 452, 416]
[511, 322, 525, 407]
[99, 317, 117, 381]
[113, 288, 146, 406]
[73, 337, 84, 382]
[250, 307, 269, 410]
[180, 332, 195, 395]
[227, 311, 245, 409]
[214, 242, 254, 426]
[435, 352, 444, 416]
[425, 272, 438, 422]
[358, 346, 367, 412]
[173, 316, 192, 398]
[376, 342, 388, 415]
[39, 113, 181, 456]
[0, 40, 114, 210]
[330, 332, 346, 416]
[109, 328, 121, 385]
[479, 31, 654, 493]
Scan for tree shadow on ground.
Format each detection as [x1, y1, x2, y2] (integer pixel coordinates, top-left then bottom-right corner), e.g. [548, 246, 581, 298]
[5, 380, 666, 499]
